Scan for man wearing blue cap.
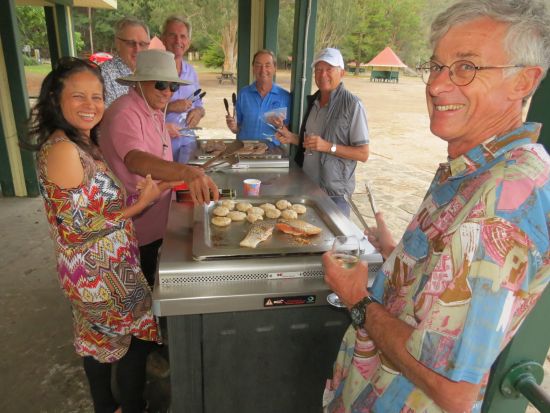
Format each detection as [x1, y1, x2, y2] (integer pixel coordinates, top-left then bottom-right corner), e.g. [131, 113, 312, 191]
[276, 47, 369, 215]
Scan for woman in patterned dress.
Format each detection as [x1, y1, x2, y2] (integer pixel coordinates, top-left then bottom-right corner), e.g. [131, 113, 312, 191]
[23, 57, 161, 413]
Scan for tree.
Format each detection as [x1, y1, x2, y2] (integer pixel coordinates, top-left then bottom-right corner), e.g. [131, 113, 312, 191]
[16, 6, 48, 58]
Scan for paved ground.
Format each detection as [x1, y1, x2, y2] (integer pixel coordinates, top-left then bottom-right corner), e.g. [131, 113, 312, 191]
[2, 70, 547, 412]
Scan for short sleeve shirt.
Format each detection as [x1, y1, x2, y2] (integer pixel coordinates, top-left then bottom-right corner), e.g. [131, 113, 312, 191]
[99, 88, 173, 246]
[100, 57, 132, 108]
[236, 82, 291, 145]
[324, 123, 550, 413]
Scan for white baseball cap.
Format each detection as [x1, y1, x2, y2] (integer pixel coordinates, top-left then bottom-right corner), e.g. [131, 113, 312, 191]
[311, 48, 345, 70]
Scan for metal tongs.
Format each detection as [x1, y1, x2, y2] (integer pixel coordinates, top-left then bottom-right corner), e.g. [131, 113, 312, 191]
[365, 181, 379, 215]
[200, 140, 244, 172]
[344, 194, 370, 230]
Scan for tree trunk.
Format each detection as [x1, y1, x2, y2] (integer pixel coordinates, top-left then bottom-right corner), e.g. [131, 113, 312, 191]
[88, 8, 94, 54]
[220, 17, 237, 73]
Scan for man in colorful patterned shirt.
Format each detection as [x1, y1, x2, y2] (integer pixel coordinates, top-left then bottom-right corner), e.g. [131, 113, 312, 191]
[100, 17, 150, 107]
[322, 1, 550, 412]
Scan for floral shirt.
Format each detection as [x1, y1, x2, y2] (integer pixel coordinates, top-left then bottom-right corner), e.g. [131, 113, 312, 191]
[100, 56, 132, 108]
[324, 123, 550, 412]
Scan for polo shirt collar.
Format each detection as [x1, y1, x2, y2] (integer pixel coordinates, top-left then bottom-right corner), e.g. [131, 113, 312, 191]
[446, 122, 541, 178]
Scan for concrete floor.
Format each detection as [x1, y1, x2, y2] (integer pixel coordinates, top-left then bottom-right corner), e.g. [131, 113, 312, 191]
[0, 197, 169, 413]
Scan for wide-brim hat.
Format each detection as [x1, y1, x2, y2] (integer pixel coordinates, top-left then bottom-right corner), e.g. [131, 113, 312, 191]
[117, 49, 190, 85]
[311, 47, 345, 70]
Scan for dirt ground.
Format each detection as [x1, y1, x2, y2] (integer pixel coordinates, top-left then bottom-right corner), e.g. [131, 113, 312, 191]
[3, 69, 547, 412]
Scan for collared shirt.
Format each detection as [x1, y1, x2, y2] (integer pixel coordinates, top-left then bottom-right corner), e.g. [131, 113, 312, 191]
[99, 87, 173, 246]
[165, 61, 203, 126]
[302, 83, 369, 196]
[100, 56, 132, 108]
[324, 123, 550, 413]
[236, 82, 291, 145]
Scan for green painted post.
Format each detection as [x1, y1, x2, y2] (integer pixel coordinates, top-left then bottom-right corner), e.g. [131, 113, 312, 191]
[289, 0, 317, 150]
[54, 4, 75, 58]
[44, 6, 61, 67]
[263, 0, 279, 62]
[482, 285, 550, 412]
[237, 0, 252, 91]
[527, 76, 550, 153]
[0, 0, 38, 197]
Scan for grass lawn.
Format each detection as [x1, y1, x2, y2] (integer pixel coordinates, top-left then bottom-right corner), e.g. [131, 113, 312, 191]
[24, 64, 52, 75]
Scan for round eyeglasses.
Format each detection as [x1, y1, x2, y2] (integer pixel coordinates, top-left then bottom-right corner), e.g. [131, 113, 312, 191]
[416, 60, 524, 86]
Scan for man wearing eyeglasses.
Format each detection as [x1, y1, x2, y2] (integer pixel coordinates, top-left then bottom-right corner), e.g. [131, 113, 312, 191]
[100, 49, 219, 288]
[276, 47, 369, 216]
[100, 17, 150, 107]
[225, 49, 291, 147]
[161, 15, 205, 164]
[322, 1, 550, 413]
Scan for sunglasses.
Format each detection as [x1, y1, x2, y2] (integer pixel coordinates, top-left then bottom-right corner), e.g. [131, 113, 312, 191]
[154, 81, 180, 93]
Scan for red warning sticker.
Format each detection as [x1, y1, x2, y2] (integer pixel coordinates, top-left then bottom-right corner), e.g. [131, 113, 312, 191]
[263, 295, 316, 307]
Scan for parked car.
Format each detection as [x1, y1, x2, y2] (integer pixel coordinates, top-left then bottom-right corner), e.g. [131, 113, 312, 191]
[89, 52, 113, 64]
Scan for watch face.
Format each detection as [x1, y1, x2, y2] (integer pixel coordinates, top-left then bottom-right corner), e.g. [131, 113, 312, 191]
[351, 307, 363, 326]
[330, 144, 336, 153]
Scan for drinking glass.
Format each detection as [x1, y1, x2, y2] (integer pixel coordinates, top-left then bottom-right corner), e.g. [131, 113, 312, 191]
[304, 132, 314, 156]
[326, 235, 361, 308]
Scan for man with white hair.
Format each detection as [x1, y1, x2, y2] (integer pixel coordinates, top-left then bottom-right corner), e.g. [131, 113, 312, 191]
[100, 17, 150, 107]
[276, 47, 369, 216]
[322, 1, 550, 412]
[161, 15, 205, 164]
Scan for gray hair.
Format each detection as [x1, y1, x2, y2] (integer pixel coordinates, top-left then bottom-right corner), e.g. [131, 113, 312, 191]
[162, 15, 192, 39]
[114, 16, 150, 38]
[252, 49, 277, 67]
[431, 0, 550, 79]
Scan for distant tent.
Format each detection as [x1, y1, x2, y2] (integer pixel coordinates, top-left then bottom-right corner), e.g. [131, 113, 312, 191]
[365, 47, 407, 83]
[149, 36, 166, 50]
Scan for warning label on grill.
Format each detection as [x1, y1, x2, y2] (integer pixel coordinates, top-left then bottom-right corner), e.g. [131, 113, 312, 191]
[264, 295, 316, 307]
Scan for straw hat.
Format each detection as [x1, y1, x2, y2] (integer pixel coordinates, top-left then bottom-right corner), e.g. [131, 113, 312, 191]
[117, 49, 190, 85]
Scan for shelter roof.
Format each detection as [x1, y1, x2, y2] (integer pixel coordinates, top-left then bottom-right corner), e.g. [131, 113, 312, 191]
[366, 46, 407, 68]
[16, 0, 116, 9]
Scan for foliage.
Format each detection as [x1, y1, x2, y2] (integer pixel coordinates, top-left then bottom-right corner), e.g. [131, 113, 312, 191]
[202, 42, 225, 69]
[22, 55, 40, 66]
[16, 6, 48, 57]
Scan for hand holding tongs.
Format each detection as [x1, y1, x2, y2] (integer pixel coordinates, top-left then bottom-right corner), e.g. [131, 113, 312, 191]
[231, 92, 237, 117]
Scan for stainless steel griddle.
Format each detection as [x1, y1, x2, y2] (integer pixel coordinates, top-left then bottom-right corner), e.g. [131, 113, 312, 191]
[192, 196, 347, 260]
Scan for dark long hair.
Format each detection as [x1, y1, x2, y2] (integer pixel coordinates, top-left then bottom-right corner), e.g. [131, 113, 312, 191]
[22, 57, 105, 159]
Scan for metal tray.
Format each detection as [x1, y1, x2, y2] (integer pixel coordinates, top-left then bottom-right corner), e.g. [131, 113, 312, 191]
[195, 139, 286, 160]
[192, 196, 344, 260]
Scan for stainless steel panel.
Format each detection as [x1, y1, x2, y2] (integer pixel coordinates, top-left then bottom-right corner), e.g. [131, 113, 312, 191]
[192, 195, 346, 260]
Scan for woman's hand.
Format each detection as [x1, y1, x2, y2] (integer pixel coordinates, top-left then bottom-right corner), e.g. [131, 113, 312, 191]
[275, 126, 299, 145]
[136, 174, 161, 206]
[364, 212, 397, 260]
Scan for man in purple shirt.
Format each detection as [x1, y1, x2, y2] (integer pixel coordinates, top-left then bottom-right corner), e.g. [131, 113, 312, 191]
[100, 49, 218, 287]
[161, 15, 205, 164]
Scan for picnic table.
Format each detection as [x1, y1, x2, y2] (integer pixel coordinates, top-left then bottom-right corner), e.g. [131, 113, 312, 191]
[370, 70, 399, 83]
[218, 71, 236, 84]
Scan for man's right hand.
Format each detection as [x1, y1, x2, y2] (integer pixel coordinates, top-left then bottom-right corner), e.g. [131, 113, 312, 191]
[226, 115, 238, 134]
[169, 99, 193, 113]
[180, 165, 220, 204]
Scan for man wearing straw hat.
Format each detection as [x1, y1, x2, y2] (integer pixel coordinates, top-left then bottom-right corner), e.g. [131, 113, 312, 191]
[100, 49, 219, 288]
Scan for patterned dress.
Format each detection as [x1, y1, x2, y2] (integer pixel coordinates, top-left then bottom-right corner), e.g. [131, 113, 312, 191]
[37, 135, 158, 363]
[324, 122, 550, 412]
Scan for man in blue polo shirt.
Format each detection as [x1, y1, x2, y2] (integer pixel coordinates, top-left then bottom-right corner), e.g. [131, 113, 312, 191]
[226, 49, 291, 146]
